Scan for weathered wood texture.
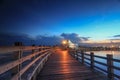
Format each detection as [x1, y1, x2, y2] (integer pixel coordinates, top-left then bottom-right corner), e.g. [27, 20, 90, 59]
[37, 49, 108, 80]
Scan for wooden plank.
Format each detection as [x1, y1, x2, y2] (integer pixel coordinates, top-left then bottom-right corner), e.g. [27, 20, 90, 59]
[37, 49, 108, 80]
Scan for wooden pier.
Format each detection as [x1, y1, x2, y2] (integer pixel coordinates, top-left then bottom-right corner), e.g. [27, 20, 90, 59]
[37, 48, 108, 80]
[0, 45, 120, 80]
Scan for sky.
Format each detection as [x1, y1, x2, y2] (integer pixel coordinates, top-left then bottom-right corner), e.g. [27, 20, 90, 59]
[0, 0, 120, 46]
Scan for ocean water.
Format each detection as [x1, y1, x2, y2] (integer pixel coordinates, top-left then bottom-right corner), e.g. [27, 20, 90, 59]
[85, 51, 120, 80]
[86, 51, 120, 59]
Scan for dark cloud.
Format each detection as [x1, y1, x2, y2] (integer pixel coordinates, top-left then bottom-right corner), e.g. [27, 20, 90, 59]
[35, 35, 63, 45]
[0, 32, 91, 46]
[113, 35, 120, 37]
[80, 37, 91, 41]
[61, 33, 90, 44]
[0, 33, 63, 46]
[0, 33, 34, 46]
[1, 32, 120, 47]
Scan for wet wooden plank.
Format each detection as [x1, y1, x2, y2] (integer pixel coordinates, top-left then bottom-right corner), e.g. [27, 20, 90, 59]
[37, 49, 108, 80]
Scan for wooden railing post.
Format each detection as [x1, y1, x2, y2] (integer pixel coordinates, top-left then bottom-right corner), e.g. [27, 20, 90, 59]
[75, 50, 78, 60]
[39, 45, 41, 51]
[81, 51, 84, 64]
[90, 52, 94, 69]
[41, 45, 43, 51]
[42, 45, 45, 50]
[11, 42, 23, 80]
[74, 50, 76, 58]
[107, 54, 114, 80]
[32, 44, 35, 59]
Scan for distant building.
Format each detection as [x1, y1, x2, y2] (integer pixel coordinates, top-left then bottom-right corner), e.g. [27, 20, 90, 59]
[61, 39, 77, 49]
[67, 40, 78, 49]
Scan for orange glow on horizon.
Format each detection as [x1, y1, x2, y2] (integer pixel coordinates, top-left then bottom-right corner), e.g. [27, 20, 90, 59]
[82, 39, 120, 44]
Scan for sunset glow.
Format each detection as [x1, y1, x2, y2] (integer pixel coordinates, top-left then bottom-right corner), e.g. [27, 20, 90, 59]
[82, 39, 120, 44]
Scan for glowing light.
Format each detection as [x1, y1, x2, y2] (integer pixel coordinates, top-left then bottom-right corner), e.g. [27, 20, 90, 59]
[62, 40, 67, 45]
[111, 45, 114, 48]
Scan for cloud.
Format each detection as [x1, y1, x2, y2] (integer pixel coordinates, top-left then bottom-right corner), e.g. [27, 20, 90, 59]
[4, 32, 120, 47]
[0, 32, 91, 46]
[0, 33, 64, 46]
[35, 35, 63, 45]
[61, 33, 90, 44]
[109, 39, 120, 43]
[113, 35, 120, 37]
[110, 39, 120, 40]
[0, 33, 35, 46]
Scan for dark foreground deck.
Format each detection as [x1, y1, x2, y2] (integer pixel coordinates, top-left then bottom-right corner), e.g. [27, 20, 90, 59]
[37, 48, 108, 80]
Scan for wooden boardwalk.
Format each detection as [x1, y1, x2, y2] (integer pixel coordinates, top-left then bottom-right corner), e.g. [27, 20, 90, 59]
[37, 48, 108, 80]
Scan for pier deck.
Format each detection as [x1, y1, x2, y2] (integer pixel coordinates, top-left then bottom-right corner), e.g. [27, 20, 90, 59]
[37, 48, 108, 80]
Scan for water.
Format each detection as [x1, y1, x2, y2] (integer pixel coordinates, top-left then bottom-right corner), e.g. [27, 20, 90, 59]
[86, 51, 120, 59]
[86, 51, 120, 80]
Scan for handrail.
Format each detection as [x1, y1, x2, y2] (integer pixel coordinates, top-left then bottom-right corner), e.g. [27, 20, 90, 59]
[69, 50, 120, 80]
[94, 55, 107, 59]
[0, 49, 49, 74]
[0, 46, 52, 80]
[112, 58, 120, 62]
[27, 52, 51, 80]
[11, 52, 50, 80]
[0, 46, 50, 54]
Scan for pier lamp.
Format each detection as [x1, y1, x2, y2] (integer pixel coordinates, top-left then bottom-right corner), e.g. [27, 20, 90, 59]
[62, 40, 67, 45]
[62, 40, 69, 50]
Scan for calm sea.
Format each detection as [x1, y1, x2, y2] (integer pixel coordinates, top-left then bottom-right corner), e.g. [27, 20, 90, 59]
[86, 51, 120, 80]
[86, 51, 120, 59]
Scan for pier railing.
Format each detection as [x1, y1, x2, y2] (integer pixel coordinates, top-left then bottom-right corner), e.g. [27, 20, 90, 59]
[0, 46, 52, 80]
[69, 50, 120, 80]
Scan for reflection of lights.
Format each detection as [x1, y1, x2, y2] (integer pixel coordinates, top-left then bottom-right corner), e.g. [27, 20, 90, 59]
[61, 50, 71, 73]
[62, 51, 67, 60]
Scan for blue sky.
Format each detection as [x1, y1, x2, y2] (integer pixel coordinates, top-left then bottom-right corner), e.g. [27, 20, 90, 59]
[1, 0, 120, 45]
